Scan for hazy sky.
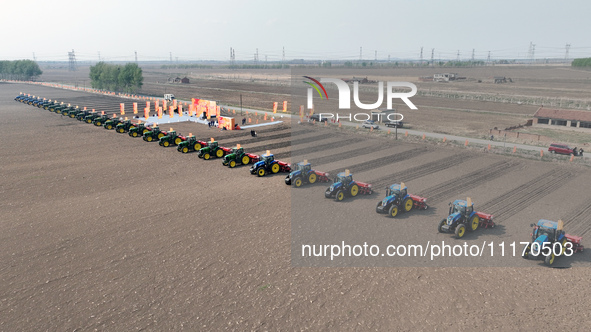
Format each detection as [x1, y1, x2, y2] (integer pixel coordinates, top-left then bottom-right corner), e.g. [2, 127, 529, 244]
[2, 0, 590, 62]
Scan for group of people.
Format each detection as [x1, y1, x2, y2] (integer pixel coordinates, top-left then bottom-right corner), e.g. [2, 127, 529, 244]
[573, 147, 584, 156]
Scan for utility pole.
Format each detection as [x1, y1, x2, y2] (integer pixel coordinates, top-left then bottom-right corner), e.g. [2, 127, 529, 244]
[471, 49, 475, 62]
[68, 49, 77, 71]
[98, 51, 101, 62]
[487, 51, 491, 63]
[431, 48, 434, 66]
[135, 51, 138, 63]
[32, 52, 36, 61]
[420, 47, 423, 62]
[282, 46, 285, 64]
[456, 50, 460, 61]
[375, 50, 377, 61]
[565, 43, 571, 60]
[359, 47, 362, 61]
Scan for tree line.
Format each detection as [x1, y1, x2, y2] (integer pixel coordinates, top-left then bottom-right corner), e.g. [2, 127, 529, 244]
[572, 58, 591, 67]
[0, 60, 43, 80]
[89, 62, 144, 93]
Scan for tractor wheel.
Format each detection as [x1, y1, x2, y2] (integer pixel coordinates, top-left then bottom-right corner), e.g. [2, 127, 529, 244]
[163, 141, 170, 147]
[388, 205, 399, 218]
[455, 224, 466, 238]
[560, 238, 568, 256]
[242, 155, 250, 165]
[257, 167, 266, 177]
[544, 252, 556, 266]
[146, 136, 153, 142]
[469, 215, 479, 231]
[403, 197, 413, 212]
[308, 173, 317, 184]
[229, 160, 236, 168]
[294, 178, 303, 187]
[132, 131, 138, 137]
[86, 119, 92, 123]
[106, 124, 112, 130]
[130, 125, 136, 130]
[174, 137, 182, 145]
[438, 219, 446, 233]
[350, 184, 359, 197]
[157, 133, 164, 139]
[117, 128, 124, 133]
[70, 114, 75, 118]
[95, 121, 102, 126]
[376, 201, 383, 213]
[143, 129, 149, 134]
[194, 143, 202, 151]
[271, 163, 280, 174]
[522, 243, 531, 259]
[216, 149, 224, 158]
[335, 190, 345, 202]
[204, 153, 210, 160]
[182, 147, 189, 153]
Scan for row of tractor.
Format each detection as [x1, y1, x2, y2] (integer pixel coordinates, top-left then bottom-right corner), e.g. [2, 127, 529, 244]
[16, 94, 585, 266]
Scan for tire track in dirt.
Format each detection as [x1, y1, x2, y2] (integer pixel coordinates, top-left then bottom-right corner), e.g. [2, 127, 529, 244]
[478, 169, 575, 223]
[283, 140, 375, 165]
[370, 154, 478, 189]
[557, 199, 591, 237]
[275, 136, 373, 160]
[246, 132, 338, 154]
[326, 148, 431, 175]
[221, 128, 313, 147]
[422, 160, 522, 205]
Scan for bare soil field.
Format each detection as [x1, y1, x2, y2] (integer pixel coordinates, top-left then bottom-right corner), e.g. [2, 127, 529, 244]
[39, 64, 591, 143]
[2, 82, 591, 330]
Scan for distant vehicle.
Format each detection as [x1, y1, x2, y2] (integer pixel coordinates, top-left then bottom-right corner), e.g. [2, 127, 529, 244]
[310, 114, 328, 122]
[384, 120, 404, 128]
[164, 94, 175, 101]
[548, 143, 583, 156]
[361, 120, 379, 129]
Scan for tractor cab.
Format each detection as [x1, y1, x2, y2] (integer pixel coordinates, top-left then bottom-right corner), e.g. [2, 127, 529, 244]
[385, 183, 407, 199]
[449, 199, 473, 217]
[296, 162, 312, 173]
[261, 153, 275, 165]
[232, 147, 244, 155]
[209, 141, 219, 149]
[533, 219, 564, 243]
[334, 172, 353, 186]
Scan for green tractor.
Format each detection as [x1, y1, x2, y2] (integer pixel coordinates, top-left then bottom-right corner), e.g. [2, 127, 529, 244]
[143, 126, 167, 142]
[44, 101, 58, 111]
[103, 117, 123, 130]
[66, 107, 83, 118]
[53, 104, 68, 114]
[222, 145, 259, 168]
[75, 110, 93, 121]
[84, 113, 101, 124]
[92, 114, 110, 127]
[128, 123, 151, 137]
[158, 130, 187, 147]
[116, 120, 136, 133]
[197, 140, 229, 160]
[177, 136, 208, 153]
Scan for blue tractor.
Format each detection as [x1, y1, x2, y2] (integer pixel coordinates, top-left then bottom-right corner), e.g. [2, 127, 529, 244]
[324, 171, 373, 202]
[249, 151, 291, 177]
[285, 161, 330, 187]
[376, 183, 428, 218]
[521, 219, 584, 266]
[438, 198, 494, 238]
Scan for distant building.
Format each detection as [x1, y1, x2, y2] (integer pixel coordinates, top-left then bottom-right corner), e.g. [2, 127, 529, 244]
[181, 77, 190, 84]
[433, 73, 465, 82]
[533, 107, 591, 129]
